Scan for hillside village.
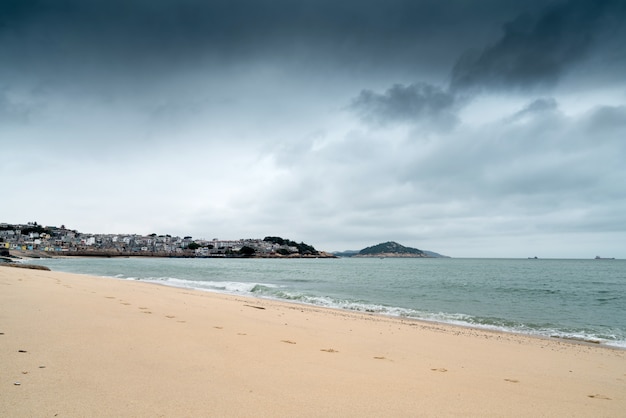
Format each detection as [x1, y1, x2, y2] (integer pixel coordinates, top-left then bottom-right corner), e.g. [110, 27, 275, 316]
[0, 222, 333, 258]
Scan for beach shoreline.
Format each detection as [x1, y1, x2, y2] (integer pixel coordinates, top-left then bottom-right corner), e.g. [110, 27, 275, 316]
[1, 266, 624, 417]
[139, 276, 626, 352]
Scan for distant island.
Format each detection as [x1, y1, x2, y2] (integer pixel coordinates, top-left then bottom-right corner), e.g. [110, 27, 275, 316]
[334, 241, 449, 258]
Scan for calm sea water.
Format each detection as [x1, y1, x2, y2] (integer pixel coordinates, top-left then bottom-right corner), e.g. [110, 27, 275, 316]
[27, 257, 626, 348]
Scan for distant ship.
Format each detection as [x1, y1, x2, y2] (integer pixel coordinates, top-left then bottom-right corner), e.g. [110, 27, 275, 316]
[595, 256, 615, 260]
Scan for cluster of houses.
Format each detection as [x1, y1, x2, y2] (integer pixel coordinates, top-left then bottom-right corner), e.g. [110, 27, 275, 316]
[0, 222, 326, 258]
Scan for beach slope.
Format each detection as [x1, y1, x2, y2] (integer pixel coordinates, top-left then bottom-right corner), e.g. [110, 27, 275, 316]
[1, 266, 624, 417]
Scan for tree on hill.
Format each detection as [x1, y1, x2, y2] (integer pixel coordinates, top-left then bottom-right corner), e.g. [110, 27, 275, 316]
[239, 246, 256, 257]
[263, 236, 319, 255]
[264, 236, 286, 246]
[20, 224, 53, 236]
[187, 242, 200, 250]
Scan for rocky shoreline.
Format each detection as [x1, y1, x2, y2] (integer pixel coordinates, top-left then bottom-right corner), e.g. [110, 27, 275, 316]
[1, 248, 50, 270]
[0, 262, 51, 271]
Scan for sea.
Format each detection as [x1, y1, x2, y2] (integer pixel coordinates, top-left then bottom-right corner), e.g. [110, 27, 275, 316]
[25, 256, 626, 349]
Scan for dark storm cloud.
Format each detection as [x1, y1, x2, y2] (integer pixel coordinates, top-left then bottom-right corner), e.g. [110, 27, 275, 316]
[348, 0, 625, 126]
[350, 83, 459, 128]
[0, 0, 557, 86]
[450, 0, 626, 91]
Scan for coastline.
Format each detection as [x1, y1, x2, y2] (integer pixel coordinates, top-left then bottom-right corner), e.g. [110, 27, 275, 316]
[6, 249, 337, 259]
[1, 266, 624, 417]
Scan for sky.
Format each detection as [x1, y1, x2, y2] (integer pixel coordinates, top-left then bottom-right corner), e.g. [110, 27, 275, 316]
[2, 0, 626, 258]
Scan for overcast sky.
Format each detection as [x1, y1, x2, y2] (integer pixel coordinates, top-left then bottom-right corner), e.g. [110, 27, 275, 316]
[2, 0, 625, 258]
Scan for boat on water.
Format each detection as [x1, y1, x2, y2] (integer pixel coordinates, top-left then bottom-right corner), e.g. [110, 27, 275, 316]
[595, 256, 615, 260]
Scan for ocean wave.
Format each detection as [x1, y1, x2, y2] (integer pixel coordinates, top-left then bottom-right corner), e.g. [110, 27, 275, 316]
[255, 289, 626, 348]
[136, 277, 280, 294]
[162, 279, 626, 347]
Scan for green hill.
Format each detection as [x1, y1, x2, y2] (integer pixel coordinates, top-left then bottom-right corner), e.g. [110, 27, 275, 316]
[357, 241, 425, 257]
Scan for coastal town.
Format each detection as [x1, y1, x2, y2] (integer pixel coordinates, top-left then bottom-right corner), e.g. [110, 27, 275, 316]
[0, 222, 334, 258]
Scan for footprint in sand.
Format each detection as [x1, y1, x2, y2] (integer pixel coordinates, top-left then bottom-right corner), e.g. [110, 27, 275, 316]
[237, 333, 247, 336]
[373, 356, 387, 360]
[214, 326, 223, 329]
[431, 368, 448, 372]
[320, 348, 338, 353]
[105, 296, 116, 299]
[165, 315, 176, 319]
[588, 394, 611, 400]
[504, 379, 519, 383]
[120, 302, 131, 306]
[281, 340, 297, 344]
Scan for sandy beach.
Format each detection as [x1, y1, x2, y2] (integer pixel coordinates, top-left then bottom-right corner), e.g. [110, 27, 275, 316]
[1, 265, 624, 417]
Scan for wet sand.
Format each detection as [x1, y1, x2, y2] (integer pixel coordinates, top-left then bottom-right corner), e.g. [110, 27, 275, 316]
[1, 266, 624, 417]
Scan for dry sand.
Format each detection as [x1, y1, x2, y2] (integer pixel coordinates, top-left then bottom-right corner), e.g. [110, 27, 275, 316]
[1, 266, 624, 417]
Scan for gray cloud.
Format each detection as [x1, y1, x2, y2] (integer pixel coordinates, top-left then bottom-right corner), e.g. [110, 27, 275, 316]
[350, 83, 460, 129]
[0, 92, 33, 124]
[583, 105, 626, 136]
[507, 97, 559, 122]
[517, 97, 558, 114]
[397, 99, 624, 205]
[450, 0, 626, 91]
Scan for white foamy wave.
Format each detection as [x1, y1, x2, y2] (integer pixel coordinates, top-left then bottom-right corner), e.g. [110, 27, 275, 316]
[606, 340, 626, 349]
[278, 297, 626, 349]
[106, 274, 626, 348]
[138, 277, 280, 295]
[269, 293, 446, 320]
[541, 330, 626, 348]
